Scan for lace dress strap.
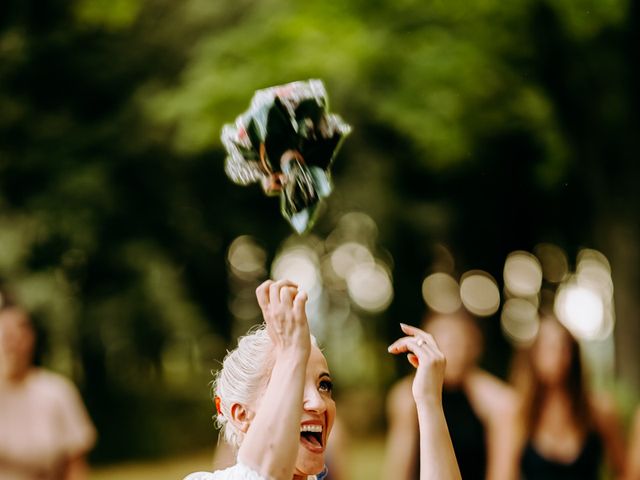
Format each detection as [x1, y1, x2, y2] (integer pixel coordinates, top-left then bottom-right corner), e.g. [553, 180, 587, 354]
[184, 462, 319, 480]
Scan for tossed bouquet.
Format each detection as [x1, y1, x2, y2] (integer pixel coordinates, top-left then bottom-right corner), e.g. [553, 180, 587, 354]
[221, 79, 351, 233]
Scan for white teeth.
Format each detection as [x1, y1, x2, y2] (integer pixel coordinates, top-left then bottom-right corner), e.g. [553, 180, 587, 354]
[300, 424, 323, 433]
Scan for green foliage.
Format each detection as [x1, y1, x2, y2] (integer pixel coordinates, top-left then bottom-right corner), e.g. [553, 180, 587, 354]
[0, 0, 637, 462]
[74, 0, 143, 29]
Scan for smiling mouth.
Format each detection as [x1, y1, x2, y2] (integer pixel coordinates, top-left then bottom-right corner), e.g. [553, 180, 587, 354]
[300, 424, 324, 452]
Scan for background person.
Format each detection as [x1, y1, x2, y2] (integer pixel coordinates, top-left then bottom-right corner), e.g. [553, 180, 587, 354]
[0, 306, 96, 480]
[513, 315, 626, 480]
[626, 406, 640, 480]
[384, 309, 520, 480]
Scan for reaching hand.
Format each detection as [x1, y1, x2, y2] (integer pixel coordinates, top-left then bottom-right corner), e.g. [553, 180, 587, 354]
[255, 279, 311, 360]
[240, 280, 312, 480]
[388, 323, 446, 404]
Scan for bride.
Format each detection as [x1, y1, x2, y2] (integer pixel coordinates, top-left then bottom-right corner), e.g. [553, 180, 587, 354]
[185, 279, 461, 480]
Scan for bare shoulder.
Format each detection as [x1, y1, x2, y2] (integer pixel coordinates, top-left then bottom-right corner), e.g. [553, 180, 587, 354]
[387, 375, 416, 418]
[466, 369, 519, 420]
[589, 391, 621, 425]
[630, 405, 640, 446]
[634, 406, 640, 431]
[29, 368, 81, 400]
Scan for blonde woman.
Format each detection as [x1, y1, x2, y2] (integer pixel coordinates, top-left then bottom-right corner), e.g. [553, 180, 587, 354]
[185, 279, 461, 480]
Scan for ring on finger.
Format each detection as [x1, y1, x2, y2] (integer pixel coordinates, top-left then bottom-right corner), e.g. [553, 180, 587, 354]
[416, 338, 425, 347]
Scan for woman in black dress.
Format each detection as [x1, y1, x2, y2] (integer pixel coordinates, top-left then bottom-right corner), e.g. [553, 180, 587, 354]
[515, 315, 626, 480]
[384, 310, 520, 480]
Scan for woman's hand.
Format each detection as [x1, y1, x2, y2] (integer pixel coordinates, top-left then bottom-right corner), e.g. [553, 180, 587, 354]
[240, 279, 311, 480]
[256, 279, 311, 360]
[388, 324, 461, 480]
[388, 323, 446, 405]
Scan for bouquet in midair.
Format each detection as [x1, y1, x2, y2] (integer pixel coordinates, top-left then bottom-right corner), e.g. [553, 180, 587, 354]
[221, 80, 351, 233]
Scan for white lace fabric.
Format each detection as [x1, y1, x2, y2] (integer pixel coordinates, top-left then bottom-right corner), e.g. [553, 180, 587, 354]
[183, 462, 317, 480]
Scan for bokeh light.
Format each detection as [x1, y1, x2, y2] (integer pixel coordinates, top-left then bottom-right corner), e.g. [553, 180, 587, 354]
[346, 262, 393, 313]
[501, 298, 539, 346]
[577, 248, 611, 272]
[534, 243, 569, 283]
[422, 273, 462, 314]
[271, 245, 322, 298]
[227, 235, 267, 280]
[552, 248, 616, 341]
[431, 244, 456, 275]
[576, 248, 613, 301]
[322, 212, 394, 316]
[228, 294, 261, 321]
[459, 270, 500, 317]
[330, 242, 374, 279]
[503, 251, 543, 297]
[325, 212, 379, 250]
[554, 281, 605, 340]
[599, 308, 616, 340]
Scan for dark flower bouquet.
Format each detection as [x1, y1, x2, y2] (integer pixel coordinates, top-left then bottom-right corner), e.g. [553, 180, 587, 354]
[221, 79, 351, 233]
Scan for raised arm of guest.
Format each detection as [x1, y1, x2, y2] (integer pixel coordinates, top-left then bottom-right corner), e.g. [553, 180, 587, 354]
[388, 323, 462, 480]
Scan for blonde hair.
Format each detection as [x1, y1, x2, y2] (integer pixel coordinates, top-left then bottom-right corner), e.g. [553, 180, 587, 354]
[212, 324, 316, 448]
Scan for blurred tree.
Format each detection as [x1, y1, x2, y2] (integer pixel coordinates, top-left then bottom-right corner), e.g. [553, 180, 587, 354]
[0, 0, 637, 463]
[0, 0, 269, 461]
[144, 0, 638, 386]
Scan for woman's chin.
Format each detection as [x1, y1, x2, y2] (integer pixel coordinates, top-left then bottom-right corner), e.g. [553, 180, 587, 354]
[295, 451, 325, 477]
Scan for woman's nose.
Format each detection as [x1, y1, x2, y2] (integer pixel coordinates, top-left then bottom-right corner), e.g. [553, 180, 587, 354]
[303, 385, 326, 413]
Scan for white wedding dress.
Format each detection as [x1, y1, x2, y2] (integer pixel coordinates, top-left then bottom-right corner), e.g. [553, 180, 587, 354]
[184, 462, 319, 480]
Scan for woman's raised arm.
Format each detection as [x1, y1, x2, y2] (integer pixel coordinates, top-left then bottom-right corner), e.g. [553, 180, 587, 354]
[236, 279, 310, 480]
[388, 323, 462, 480]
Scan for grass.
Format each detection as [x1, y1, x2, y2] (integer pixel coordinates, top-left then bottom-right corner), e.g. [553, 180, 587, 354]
[90, 450, 214, 480]
[90, 436, 385, 480]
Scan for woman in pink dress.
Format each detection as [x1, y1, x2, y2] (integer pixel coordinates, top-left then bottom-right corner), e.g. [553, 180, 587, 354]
[0, 306, 96, 480]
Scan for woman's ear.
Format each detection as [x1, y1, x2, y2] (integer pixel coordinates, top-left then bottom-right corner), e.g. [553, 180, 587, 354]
[230, 403, 255, 434]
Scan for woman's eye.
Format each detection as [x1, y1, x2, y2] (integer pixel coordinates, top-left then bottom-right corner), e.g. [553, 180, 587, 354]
[319, 380, 333, 393]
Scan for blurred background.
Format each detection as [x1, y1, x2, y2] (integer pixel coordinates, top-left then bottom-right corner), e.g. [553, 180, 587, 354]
[0, 0, 638, 479]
